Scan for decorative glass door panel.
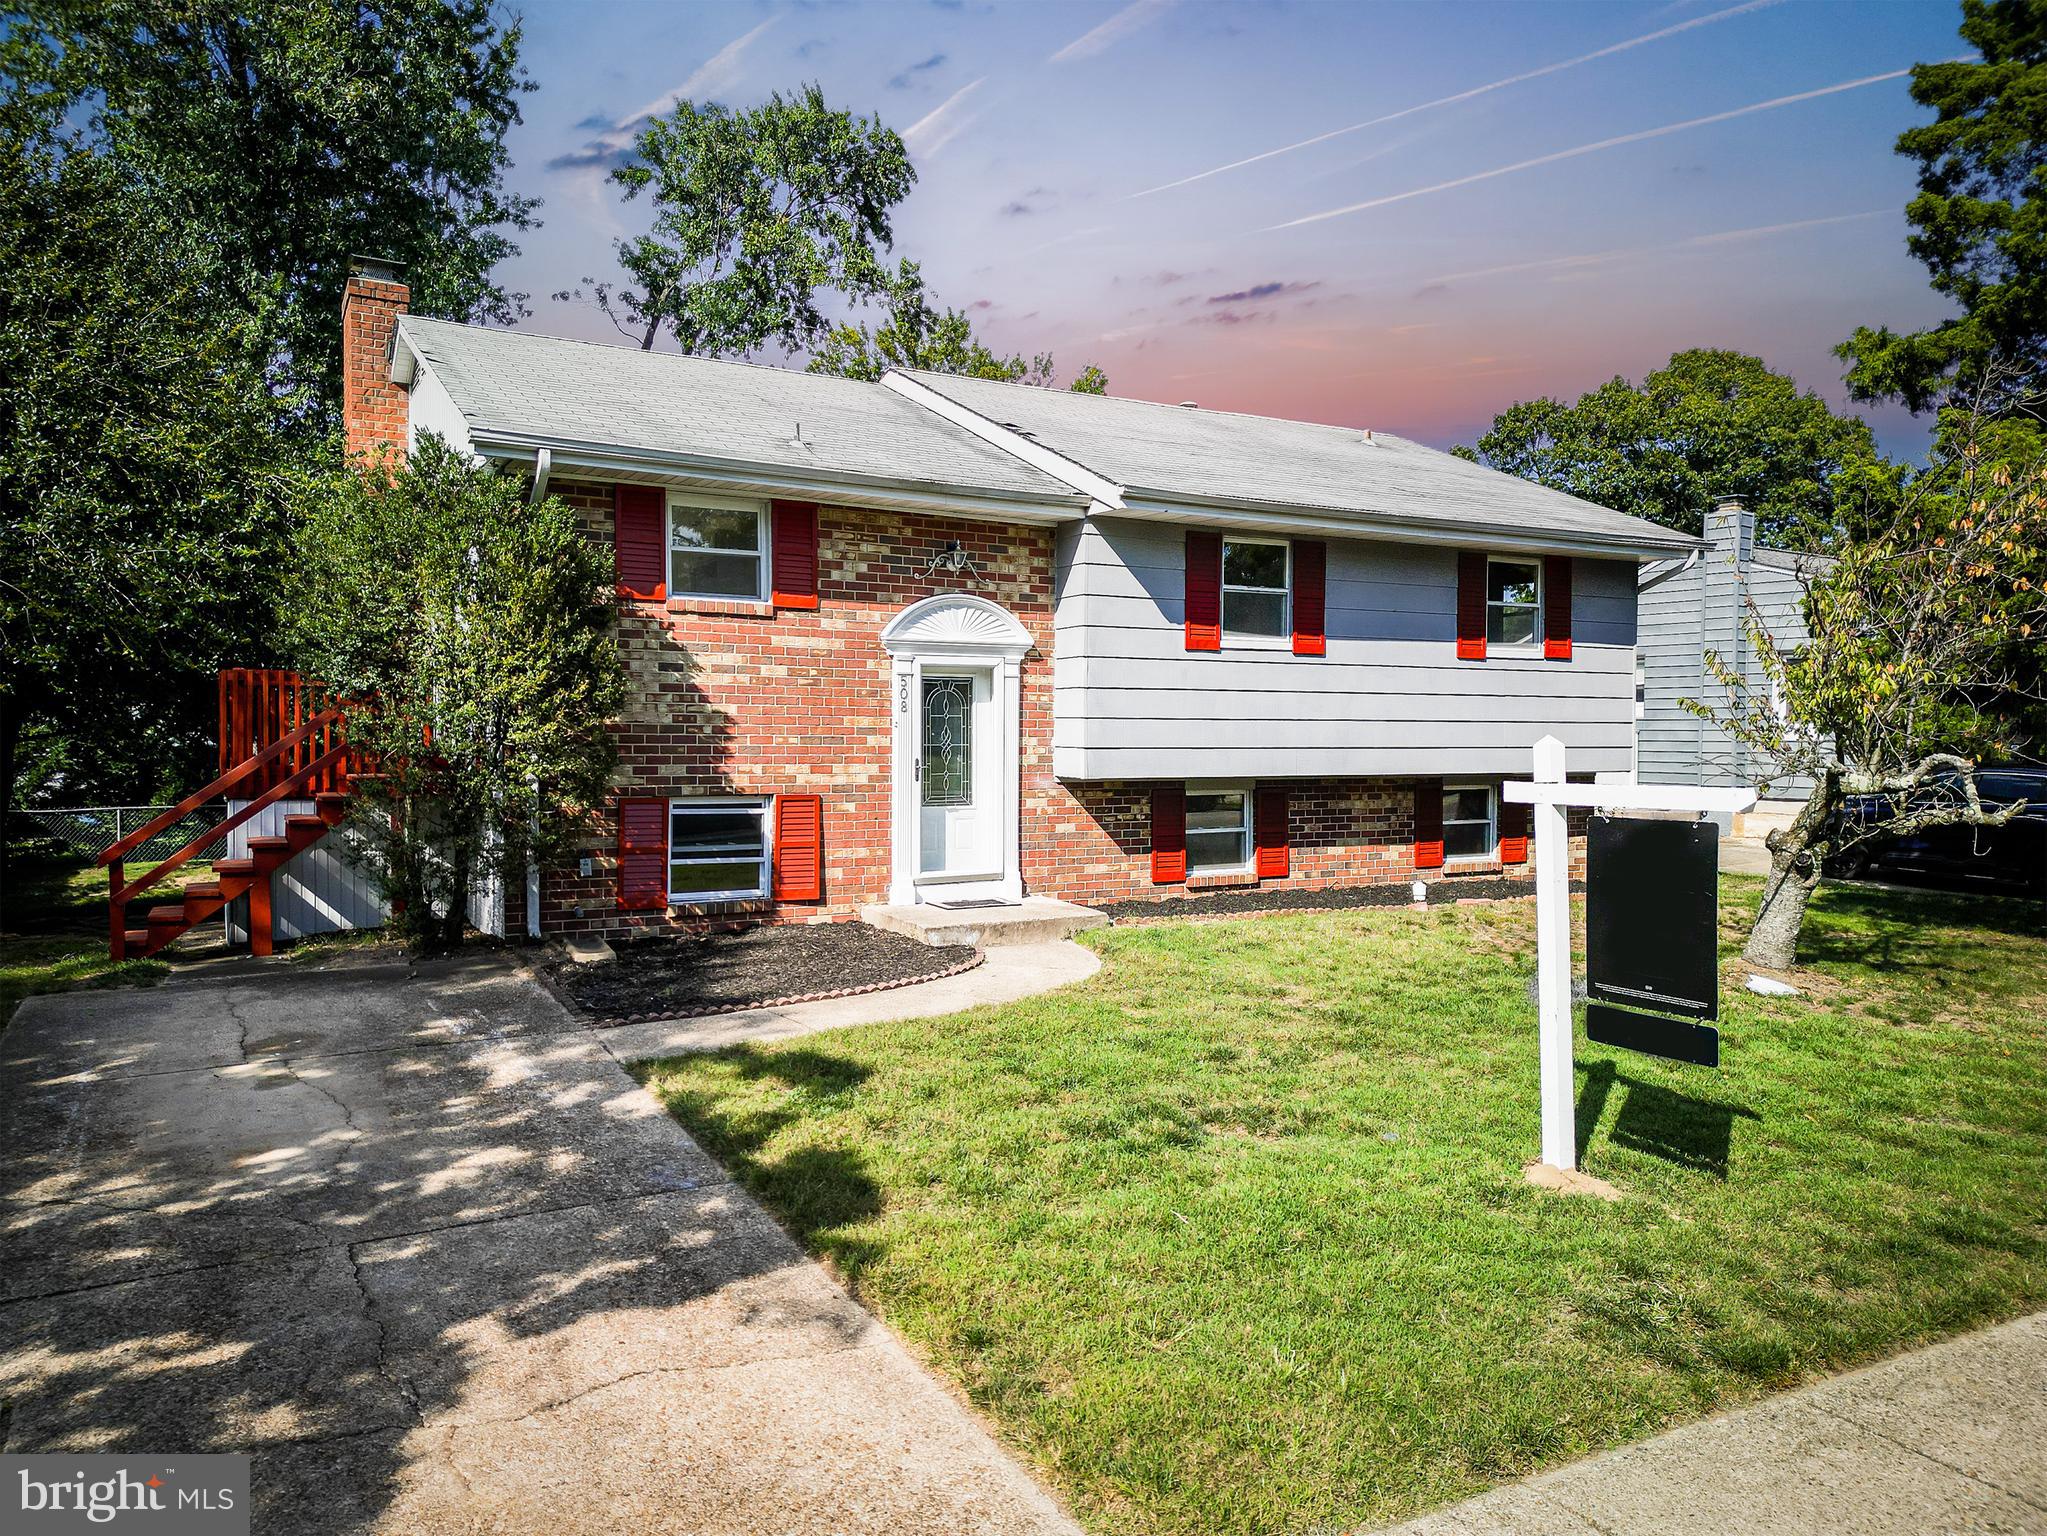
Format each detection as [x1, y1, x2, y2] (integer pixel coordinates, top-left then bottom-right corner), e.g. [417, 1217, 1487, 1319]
[918, 670, 995, 878]
[921, 677, 972, 807]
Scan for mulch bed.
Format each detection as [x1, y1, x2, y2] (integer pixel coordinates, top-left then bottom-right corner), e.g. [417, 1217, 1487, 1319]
[544, 923, 980, 1024]
[1096, 875, 1587, 924]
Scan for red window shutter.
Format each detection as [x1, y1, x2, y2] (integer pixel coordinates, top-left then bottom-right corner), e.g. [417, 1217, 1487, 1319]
[1151, 784, 1187, 883]
[1500, 798, 1531, 865]
[614, 485, 666, 601]
[1543, 555, 1572, 660]
[1254, 788, 1290, 878]
[1291, 540, 1326, 656]
[1456, 551, 1486, 661]
[616, 798, 668, 910]
[1413, 779, 1445, 870]
[773, 793, 824, 901]
[771, 501, 820, 610]
[1184, 531, 1222, 651]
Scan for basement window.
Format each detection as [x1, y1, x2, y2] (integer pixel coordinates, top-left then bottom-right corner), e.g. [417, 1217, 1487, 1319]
[1186, 787, 1252, 874]
[669, 798, 770, 902]
[669, 497, 767, 602]
[1443, 783, 1497, 862]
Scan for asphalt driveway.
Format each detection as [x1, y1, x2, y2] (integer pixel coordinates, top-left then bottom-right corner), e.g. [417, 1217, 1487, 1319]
[0, 951, 1075, 1535]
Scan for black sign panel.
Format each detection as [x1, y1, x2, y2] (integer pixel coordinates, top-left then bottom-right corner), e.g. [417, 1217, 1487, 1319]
[1586, 814, 1720, 1021]
[1586, 1003, 1721, 1068]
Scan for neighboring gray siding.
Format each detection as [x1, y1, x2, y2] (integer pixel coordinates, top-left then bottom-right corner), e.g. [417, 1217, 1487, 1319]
[1052, 515, 1639, 780]
[1634, 557, 1707, 785]
[1635, 510, 1820, 797]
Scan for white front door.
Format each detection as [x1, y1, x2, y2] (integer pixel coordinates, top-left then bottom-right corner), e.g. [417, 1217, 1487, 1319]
[917, 669, 998, 882]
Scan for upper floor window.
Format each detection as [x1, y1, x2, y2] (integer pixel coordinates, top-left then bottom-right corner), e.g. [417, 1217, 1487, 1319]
[670, 497, 767, 601]
[1487, 557, 1541, 647]
[1223, 537, 1289, 638]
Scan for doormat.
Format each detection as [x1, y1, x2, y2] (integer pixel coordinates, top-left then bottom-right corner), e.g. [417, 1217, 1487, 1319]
[930, 898, 1016, 910]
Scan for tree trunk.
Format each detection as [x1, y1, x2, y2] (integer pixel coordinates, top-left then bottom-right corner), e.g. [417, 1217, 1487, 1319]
[1741, 770, 1837, 972]
[1745, 842, 1820, 971]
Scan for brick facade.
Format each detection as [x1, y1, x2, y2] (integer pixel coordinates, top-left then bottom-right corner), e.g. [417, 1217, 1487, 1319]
[538, 478, 1571, 937]
[541, 484, 1058, 935]
[341, 263, 410, 465]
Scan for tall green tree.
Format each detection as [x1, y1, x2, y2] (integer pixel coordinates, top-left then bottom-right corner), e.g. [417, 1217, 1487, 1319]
[1455, 349, 1887, 548]
[1697, 406, 2046, 969]
[1839, 0, 2047, 416]
[0, 117, 290, 924]
[5, 0, 538, 422]
[808, 264, 1109, 392]
[284, 439, 624, 953]
[558, 83, 913, 356]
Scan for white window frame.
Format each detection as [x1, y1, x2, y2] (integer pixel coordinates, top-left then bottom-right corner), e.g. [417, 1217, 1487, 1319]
[1443, 782, 1498, 865]
[1185, 782, 1254, 876]
[1486, 555, 1543, 651]
[1221, 536, 1292, 644]
[667, 796, 773, 903]
[668, 493, 769, 603]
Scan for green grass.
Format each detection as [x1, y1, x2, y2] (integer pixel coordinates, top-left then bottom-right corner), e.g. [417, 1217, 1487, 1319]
[638, 877, 2047, 1536]
[0, 853, 203, 1028]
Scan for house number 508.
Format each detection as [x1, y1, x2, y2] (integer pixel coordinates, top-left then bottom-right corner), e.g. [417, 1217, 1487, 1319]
[897, 677, 909, 713]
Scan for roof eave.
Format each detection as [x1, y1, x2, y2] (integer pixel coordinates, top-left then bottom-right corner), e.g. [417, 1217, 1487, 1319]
[1117, 488, 1701, 560]
[468, 428, 1090, 522]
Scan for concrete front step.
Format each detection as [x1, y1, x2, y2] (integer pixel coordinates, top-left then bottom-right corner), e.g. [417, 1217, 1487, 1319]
[860, 896, 1107, 949]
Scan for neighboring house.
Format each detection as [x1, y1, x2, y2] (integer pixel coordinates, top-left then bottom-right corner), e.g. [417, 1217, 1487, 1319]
[1636, 496, 1833, 833]
[334, 258, 1696, 939]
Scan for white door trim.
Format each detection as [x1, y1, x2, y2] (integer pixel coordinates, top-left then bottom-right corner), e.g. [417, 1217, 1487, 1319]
[881, 594, 1031, 907]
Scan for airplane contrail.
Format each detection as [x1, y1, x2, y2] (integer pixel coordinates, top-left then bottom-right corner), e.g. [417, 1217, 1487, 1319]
[1127, 0, 1784, 200]
[1265, 68, 1912, 231]
[1424, 210, 1891, 286]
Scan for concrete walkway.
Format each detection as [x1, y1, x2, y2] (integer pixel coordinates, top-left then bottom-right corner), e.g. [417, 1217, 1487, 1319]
[1378, 1310, 2047, 1535]
[596, 940, 1100, 1062]
[0, 952, 1080, 1535]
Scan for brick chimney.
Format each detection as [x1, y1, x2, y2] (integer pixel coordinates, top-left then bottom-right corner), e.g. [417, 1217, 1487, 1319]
[342, 255, 409, 464]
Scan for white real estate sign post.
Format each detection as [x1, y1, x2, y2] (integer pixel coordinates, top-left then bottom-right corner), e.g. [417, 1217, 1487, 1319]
[1504, 736, 1756, 1174]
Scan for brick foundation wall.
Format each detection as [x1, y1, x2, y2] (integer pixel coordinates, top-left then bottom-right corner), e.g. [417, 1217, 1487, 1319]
[1031, 777, 1579, 909]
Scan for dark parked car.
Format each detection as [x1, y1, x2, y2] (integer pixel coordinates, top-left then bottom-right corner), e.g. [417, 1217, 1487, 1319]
[1828, 767, 2047, 896]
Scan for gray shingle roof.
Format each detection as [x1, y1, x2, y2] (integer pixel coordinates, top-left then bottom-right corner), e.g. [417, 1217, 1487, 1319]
[396, 317, 1083, 505]
[902, 370, 1699, 554]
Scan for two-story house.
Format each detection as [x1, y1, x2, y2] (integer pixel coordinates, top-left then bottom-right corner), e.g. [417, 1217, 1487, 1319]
[343, 259, 1696, 940]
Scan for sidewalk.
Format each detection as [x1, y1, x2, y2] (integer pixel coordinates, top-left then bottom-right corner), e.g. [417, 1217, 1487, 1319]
[1377, 1310, 2047, 1534]
[592, 939, 1101, 1062]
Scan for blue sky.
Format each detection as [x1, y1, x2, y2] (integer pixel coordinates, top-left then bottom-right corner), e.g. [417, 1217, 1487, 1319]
[496, 0, 1965, 458]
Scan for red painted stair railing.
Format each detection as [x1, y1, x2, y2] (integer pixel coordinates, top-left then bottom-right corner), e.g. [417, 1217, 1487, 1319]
[100, 676, 364, 961]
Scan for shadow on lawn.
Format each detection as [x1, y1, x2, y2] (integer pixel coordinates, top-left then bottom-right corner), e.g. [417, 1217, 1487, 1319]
[658, 1047, 885, 1251]
[1576, 1059, 1759, 1178]
[1788, 883, 2046, 974]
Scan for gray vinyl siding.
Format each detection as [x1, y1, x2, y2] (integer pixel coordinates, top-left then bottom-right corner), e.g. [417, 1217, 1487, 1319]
[222, 798, 388, 943]
[1635, 539, 1819, 797]
[1052, 516, 1638, 781]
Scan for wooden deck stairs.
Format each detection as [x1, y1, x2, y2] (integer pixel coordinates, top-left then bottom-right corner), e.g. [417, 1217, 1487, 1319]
[100, 670, 362, 960]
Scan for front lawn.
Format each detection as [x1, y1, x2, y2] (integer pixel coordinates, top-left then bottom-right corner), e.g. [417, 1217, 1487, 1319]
[638, 877, 2047, 1536]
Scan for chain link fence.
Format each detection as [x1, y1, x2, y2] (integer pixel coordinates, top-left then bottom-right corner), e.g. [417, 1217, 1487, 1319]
[13, 805, 230, 864]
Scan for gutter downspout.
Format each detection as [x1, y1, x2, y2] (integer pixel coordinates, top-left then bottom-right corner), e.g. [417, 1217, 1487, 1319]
[528, 446, 552, 505]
